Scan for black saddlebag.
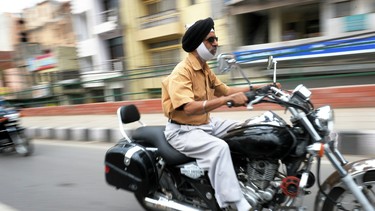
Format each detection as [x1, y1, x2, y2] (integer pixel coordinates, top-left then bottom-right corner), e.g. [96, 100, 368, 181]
[104, 141, 157, 195]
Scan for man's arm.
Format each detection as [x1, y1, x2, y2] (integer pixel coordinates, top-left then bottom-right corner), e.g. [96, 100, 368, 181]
[226, 83, 269, 96]
[183, 84, 280, 116]
[183, 91, 249, 115]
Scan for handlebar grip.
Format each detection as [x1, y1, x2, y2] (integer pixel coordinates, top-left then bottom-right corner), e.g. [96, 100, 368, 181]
[245, 91, 257, 103]
[256, 85, 272, 94]
[226, 100, 234, 108]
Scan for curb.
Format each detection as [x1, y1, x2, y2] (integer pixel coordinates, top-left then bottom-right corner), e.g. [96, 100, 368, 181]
[24, 127, 375, 156]
[25, 127, 127, 143]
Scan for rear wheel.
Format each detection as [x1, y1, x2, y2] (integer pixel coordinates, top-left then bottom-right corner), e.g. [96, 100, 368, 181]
[321, 170, 375, 210]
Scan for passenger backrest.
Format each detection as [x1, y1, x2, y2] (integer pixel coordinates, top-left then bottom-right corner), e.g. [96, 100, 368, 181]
[119, 104, 140, 124]
[117, 104, 144, 142]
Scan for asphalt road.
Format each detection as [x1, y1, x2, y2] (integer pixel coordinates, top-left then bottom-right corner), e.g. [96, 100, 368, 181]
[0, 140, 143, 211]
[0, 140, 372, 211]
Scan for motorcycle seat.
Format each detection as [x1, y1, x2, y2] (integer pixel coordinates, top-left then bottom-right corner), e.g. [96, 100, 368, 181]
[132, 125, 194, 166]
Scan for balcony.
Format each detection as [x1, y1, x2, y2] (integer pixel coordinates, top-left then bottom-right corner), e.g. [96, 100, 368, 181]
[79, 59, 123, 88]
[93, 9, 122, 40]
[137, 10, 182, 41]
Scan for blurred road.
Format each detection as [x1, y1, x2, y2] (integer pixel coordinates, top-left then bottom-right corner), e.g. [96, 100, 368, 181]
[0, 140, 143, 211]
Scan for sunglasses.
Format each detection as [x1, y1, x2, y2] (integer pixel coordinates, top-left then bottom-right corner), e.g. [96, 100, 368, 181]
[206, 36, 218, 43]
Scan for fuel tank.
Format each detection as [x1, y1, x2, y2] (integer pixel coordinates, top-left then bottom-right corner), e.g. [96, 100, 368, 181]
[223, 111, 296, 159]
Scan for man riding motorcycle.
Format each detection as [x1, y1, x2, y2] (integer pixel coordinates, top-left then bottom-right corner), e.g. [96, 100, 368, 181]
[161, 17, 275, 211]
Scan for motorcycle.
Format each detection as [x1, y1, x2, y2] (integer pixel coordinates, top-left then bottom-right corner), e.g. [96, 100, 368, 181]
[104, 54, 375, 211]
[0, 101, 33, 156]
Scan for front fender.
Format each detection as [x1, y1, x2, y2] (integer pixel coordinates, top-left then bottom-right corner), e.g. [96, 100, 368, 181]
[314, 158, 375, 210]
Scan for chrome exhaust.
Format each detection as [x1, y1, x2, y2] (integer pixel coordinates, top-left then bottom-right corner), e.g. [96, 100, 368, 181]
[144, 196, 201, 211]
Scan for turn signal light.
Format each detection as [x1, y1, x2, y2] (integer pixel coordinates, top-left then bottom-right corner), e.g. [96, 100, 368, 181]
[318, 143, 324, 157]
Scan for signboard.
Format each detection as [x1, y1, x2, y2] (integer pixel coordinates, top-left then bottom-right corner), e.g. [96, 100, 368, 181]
[27, 53, 57, 72]
[234, 35, 375, 64]
[345, 14, 367, 32]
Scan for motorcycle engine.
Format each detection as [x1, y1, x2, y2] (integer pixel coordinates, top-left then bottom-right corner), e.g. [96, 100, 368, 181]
[247, 160, 279, 189]
[239, 160, 280, 206]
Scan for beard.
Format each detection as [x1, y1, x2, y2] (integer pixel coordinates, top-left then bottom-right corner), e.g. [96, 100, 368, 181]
[197, 42, 216, 61]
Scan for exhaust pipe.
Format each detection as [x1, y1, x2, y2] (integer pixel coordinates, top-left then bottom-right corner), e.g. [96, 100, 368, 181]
[144, 196, 201, 211]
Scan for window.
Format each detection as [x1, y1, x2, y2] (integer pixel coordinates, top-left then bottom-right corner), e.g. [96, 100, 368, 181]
[35, 72, 56, 84]
[77, 12, 90, 41]
[334, 1, 352, 17]
[108, 37, 124, 59]
[113, 88, 122, 101]
[151, 49, 180, 66]
[79, 56, 93, 72]
[281, 3, 320, 40]
[149, 39, 180, 66]
[103, 0, 118, 10]
[90, 89, 105, 103]
[147, 0, 176, 15]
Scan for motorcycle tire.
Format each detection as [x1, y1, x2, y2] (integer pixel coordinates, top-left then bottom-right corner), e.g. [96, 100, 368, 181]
[321, 170, 375, 211]
[11, 131, 33, 157]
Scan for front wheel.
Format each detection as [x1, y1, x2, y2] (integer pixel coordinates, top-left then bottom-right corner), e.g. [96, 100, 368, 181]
[321, 170, 375, 211]
[10, 131, 33, 156]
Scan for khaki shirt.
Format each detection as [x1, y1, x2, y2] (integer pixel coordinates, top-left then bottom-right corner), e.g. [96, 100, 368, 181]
[162, 53, 229, 125]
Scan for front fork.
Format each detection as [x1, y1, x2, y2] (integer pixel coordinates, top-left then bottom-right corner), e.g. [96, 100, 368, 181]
[323, 137, 375, 211]
[290, 106, 374, 211]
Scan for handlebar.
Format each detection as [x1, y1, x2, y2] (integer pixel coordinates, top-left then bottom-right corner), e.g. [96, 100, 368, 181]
[226, 84, 291, 110]
[226, 85, 273, 108]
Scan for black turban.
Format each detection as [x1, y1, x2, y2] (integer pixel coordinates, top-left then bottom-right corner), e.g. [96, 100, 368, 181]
[182, 17, 214, 52]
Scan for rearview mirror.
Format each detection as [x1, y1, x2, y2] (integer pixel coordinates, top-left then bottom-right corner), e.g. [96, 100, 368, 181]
[217, 53, 237, 74]
[267, 55, 273, 70]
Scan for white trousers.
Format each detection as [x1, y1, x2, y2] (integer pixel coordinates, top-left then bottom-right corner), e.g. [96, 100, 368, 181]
[164, 117, 243, 208]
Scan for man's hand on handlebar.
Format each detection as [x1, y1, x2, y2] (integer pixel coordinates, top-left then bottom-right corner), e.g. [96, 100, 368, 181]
[227, 83, 282, 108]
[256, 82, 281, 93]
[226, 92, 248, 107]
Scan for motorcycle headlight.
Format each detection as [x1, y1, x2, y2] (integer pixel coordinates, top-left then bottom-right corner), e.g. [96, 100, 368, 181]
[292, 84, 312, 101]
[313, 105, 334, 134]
[4, 112, 20, 121]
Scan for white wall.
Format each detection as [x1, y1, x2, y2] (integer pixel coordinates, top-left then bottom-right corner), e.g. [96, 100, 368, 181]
[72, 0, 111, 73]
[0, 14, 13, 51]
[323, 0, 375, 37]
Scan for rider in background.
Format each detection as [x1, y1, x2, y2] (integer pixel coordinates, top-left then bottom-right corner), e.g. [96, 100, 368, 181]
[161, 17, 271, 211]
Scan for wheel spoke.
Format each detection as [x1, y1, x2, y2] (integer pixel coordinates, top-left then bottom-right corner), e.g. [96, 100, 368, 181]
[362, 185, 375, 206]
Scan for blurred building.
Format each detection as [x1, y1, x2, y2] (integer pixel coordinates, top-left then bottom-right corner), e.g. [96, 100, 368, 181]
[5, 0, 374, 106]
[5, 0, 81, 107]
[23, 0, 76, 47]
[70, 0, 125, 103]
[226, 0, 375, 89]
[25, 46, 82, 105]
[121, 0, 230, 100]
[0, 13, 14, 95]
[0, 13, 26, 99]
[120, 0, 375, 99]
